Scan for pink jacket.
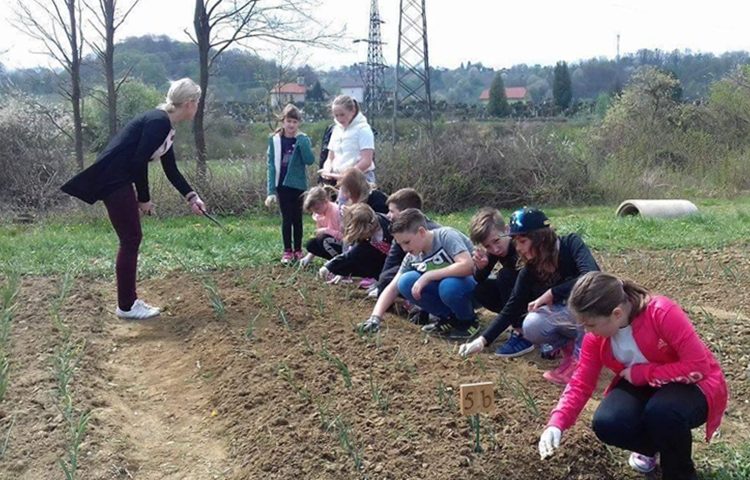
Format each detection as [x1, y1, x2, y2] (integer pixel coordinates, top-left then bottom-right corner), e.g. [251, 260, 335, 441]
[312, 201, 342, 240]
[548, 296, 727, 441]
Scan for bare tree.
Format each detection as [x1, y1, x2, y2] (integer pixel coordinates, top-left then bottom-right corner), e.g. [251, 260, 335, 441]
[188, 0, 342, 186]
[264, 45, 306, 128]
[14, 0, 86, 171]
[85, 0, 142, 138]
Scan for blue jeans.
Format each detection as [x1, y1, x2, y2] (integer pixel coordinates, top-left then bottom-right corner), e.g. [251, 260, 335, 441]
[522, 304, 584, 356]
[398, 270, 477, 324]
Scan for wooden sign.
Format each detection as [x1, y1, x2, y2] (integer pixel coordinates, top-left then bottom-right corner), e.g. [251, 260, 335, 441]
[459, 382, 495, 416]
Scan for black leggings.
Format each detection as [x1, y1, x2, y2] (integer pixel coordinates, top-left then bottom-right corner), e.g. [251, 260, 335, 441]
[305, 234, 343, 260]
[277, 186, 304, 251]
[592, 380, 707, 480]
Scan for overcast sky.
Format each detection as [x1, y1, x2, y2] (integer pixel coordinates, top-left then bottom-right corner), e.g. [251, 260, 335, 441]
[0, 0, 748, 71]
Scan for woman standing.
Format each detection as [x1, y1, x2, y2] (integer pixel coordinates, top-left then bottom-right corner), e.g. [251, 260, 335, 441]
[61, 78, 206, 320]
[320, 95, 376, 184]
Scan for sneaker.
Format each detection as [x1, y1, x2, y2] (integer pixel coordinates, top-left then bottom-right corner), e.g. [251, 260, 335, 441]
[115, 299, 160, 320]
[628, 452, 658, 474]
[445, 321, 480, 340]
[281, 250, 294, 265]
[494, 332, 535, 358]
[408, 309, 431, 325]
[294, 250, 305, 261]
[356, 315, 381, 333]
[421, 317, 453, 335]
[540, 343, 561, 360]
[543, 355, 578, 386]
[366, 286, 379, 298]
[358, 277, 377, 290]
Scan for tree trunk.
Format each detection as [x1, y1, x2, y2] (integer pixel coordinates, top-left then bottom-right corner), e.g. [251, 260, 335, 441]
[193, 0, 209, 188]
[67, 0, 84, 171]
[104, 0, 117, 137]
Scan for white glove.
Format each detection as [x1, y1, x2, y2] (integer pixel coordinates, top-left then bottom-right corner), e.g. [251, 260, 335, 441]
[327, 274, 343, 285]
[458, 336, 487, 357]
[299, 253, 313, 267]
[264, 195, 277, 208]
[318, 266, 330, 279]
[538, 426, 562, 460]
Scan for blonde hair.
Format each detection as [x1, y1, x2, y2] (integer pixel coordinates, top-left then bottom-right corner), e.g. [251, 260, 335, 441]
[469, 207, 506, 244]
[568, 272, 650, 321]
[159, 78, 201, 113]
[338, 168, 371, 203]
[343, 203, 379, 243]
[332, 95, 359, 116]
[303, 186, 332, 212]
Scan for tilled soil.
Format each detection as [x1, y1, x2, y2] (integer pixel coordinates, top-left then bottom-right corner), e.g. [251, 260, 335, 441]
[1, 246, 749, 479]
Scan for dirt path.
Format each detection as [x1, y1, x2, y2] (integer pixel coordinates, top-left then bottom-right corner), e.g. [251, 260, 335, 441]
[87, 282, 232, 479]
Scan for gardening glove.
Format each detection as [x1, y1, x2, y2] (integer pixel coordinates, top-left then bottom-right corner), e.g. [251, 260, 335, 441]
[188, 194, 206, 216]
[327, 274, 344, 285]
[538, 426, 562, 460]
[264, 195, 277, 208]
[458, 336, 487, 358]
[299, 253, 313, 267]
[356, 315, 381, 333]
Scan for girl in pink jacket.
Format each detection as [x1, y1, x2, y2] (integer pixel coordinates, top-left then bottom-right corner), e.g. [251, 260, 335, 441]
[300, 186, 343, 266]
[538, 272, 727, 480]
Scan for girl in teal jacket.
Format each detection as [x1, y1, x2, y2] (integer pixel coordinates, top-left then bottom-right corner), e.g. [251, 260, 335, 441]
[265, 104, 316, 264]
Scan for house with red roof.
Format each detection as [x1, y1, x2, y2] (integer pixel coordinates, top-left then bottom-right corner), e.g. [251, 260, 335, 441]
[270, 78, 307, 106]
[479, 86, 529, 104]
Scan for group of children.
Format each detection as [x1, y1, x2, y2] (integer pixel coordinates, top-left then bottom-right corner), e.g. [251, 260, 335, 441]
[266, 97, 728, 480]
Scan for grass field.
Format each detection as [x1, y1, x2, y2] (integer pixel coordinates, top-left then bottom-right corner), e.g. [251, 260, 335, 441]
[2, 196, 749, 277]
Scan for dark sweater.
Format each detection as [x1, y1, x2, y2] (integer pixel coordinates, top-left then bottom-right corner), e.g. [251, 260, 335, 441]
[61, 109, 192, 204]
[481, 233, 599, 344]
[473, 241, 519, 283]
[325, 213, 392, 274]
[366, 190, 389, 214]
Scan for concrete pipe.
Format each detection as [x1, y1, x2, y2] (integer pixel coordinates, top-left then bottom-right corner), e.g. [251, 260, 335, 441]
[616, 199, 699, 219]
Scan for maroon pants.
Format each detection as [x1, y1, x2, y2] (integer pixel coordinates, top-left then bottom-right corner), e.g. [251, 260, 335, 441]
[103, 185, 142, 310]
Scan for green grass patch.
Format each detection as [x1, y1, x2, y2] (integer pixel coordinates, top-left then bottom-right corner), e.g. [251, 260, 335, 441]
[434, 196, 750, 253]
[1, 197, 749, 277]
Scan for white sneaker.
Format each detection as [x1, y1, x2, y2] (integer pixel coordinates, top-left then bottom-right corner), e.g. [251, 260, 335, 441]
[116, 299, 161, 320]
[628, 452, 658, 473]
[367, 287, 379, 298]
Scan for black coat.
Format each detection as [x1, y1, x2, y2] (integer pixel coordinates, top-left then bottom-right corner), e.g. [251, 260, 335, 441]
[481, 233, 600, 344]
[61, 109, 192, 204]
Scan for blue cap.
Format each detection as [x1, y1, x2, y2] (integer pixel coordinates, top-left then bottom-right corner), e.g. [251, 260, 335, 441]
[508, 207, 551, 236]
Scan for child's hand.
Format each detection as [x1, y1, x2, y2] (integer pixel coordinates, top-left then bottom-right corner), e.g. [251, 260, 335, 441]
[411, 276, 429, 300]
[264, 195, 277, 208]
[299, 253, 313, 267]
[473, 248, 489, 270]
[318, 266, 330, 279]
[619, 367, 633, 383]
[528, 289, 554, 312]
[538, 426, 562, 460]
[458, 336, 487, 357]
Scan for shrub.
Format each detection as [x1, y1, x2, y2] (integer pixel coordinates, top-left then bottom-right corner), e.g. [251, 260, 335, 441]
[376, 122, 593, 212]
[0, 93, 74, 210]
